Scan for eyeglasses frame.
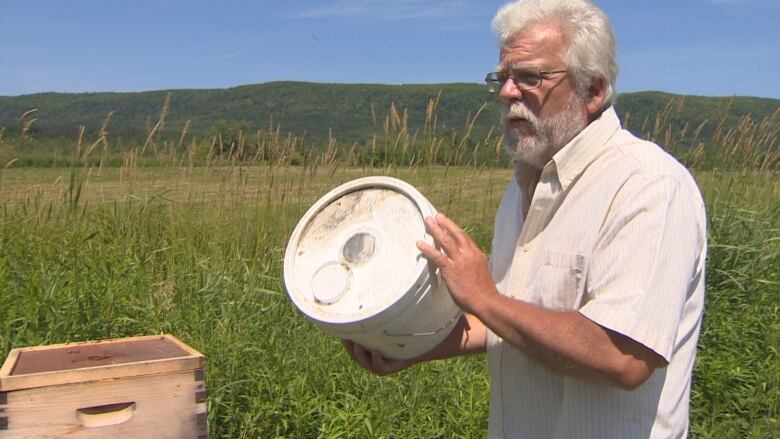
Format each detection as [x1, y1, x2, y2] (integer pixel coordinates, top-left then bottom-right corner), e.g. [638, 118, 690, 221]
[485, 66, 568, 93]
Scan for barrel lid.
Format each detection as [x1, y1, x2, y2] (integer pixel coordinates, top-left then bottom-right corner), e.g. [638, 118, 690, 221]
[284, 177, 436, 324]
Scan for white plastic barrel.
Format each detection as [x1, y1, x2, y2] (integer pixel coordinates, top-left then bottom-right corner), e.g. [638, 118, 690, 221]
[283, 176, 462, 360]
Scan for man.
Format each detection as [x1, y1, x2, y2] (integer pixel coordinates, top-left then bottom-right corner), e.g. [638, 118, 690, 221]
[343, 0, 707, 437]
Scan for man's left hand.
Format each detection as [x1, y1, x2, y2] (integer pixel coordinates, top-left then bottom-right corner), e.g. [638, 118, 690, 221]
[416, 213, 499, 315]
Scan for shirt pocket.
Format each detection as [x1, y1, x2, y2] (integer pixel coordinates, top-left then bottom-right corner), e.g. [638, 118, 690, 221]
[527, 249, 586, 310]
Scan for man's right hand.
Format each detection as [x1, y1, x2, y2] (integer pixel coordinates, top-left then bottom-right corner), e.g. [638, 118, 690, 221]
[341, 340, 416, 376]
[341, 314, 487, 376]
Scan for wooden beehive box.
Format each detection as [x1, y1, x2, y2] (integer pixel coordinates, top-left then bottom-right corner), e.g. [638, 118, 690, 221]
[0, 334, 207, 439]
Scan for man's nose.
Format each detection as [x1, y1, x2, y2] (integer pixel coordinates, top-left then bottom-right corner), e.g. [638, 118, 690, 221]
[499, 77, 523, 104]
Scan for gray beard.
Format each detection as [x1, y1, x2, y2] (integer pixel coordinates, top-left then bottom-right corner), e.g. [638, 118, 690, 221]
[502, 93, 587, 170]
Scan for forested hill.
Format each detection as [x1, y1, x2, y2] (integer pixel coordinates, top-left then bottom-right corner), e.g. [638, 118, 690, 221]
[1, 81, 777, 147]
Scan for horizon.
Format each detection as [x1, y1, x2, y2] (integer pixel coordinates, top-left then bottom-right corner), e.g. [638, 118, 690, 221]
[2, 80, 778, 102]
[2, 1, 779, 100]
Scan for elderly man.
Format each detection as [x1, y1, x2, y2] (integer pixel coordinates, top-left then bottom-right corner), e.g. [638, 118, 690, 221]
[343, 0, 707, 437]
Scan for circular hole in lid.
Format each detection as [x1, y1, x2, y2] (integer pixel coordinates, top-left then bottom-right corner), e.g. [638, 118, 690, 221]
[341, 232, 377, 266]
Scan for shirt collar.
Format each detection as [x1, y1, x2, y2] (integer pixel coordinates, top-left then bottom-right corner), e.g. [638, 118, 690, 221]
[550, 106, 621, 192]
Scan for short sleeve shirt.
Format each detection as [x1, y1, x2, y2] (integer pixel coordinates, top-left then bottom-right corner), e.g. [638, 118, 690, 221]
[486, 107, 707, 439]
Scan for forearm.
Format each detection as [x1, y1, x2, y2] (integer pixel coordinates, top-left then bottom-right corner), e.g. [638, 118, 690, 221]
[342, 313, 485, 376]
[414, 313, 486, 363]
[474, 294, 659, 389]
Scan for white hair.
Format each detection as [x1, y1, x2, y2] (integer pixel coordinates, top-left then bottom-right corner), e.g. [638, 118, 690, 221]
[492, 0, 618, 109]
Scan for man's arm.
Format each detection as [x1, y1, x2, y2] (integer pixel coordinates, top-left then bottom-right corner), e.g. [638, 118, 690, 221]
[417, 213, 665, 390]
[475, 294, 665, 389]
[342, 313, 486, 376]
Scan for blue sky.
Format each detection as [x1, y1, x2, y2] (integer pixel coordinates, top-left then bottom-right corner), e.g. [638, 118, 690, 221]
[1, 0, 778, 99]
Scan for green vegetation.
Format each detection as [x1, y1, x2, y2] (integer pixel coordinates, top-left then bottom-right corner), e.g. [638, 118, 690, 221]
[1, 82, 778, 164]
[0, 89, 778, 437]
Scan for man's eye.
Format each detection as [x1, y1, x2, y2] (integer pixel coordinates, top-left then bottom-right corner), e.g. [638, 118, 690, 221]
[515, 72, 540, 84]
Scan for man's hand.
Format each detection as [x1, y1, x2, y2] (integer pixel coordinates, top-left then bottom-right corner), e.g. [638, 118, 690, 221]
[341, 315, 487, 376]
[415, 213, 500, 316]
[341, 340, 415, 376]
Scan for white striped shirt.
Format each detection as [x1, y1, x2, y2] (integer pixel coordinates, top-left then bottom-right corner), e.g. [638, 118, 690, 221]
[486, 107, 707, 438]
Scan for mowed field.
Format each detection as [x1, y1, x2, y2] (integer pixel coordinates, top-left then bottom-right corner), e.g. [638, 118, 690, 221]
[0, 159, 777, 438]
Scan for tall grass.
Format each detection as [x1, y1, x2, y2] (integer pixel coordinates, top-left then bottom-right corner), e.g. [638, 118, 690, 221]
[0, 95, 778, 437]
[624, 96, 780, 172]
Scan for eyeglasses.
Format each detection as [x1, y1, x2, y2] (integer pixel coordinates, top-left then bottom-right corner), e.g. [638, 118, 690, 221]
[485, 67, 568, 93]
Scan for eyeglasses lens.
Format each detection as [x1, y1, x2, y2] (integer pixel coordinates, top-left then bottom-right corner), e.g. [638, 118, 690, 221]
[485, 70, 543, 92]
[514, 71, 541, 89]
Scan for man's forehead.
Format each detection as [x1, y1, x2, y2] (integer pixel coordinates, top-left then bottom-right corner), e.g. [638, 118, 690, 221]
[500, 22, 566, 50]
[498, 23, 567, 66]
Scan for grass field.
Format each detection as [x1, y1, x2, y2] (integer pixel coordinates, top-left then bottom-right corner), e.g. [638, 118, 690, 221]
[0, 102, 778, 437]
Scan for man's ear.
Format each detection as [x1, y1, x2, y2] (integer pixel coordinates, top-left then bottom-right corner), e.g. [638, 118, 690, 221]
[585, 76, 607, 119]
